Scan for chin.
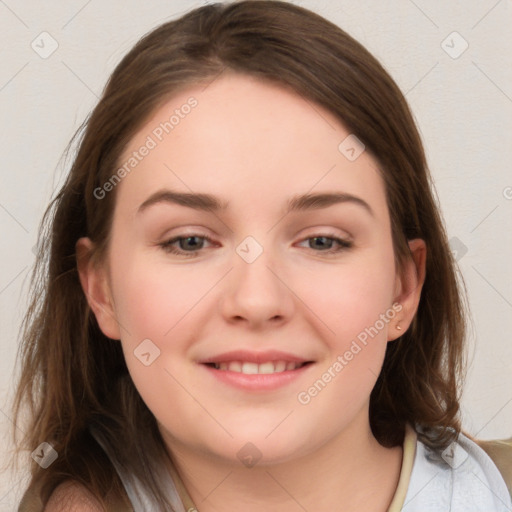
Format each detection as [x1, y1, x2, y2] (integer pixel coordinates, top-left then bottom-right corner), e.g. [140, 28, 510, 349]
[227, 427, 312, 465]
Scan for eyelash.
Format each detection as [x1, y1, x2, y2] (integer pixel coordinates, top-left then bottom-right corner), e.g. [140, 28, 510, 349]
[158, 232, 352, 258]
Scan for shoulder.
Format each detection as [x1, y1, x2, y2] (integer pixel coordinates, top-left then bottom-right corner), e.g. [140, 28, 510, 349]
[405, 427, 512, 511]
[44, 481, 103, 512]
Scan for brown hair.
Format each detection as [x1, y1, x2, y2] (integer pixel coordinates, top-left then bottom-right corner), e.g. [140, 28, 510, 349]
[9, 0, 469, 509]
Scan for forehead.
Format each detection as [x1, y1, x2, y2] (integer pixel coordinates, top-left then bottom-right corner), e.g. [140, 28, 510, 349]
[113, 72, 387, 219]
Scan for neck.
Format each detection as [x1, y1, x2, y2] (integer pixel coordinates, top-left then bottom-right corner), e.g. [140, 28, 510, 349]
[162, 413, 404, 512]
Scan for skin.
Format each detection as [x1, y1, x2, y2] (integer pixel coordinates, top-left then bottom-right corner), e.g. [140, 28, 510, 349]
[77, 71, 426, 512]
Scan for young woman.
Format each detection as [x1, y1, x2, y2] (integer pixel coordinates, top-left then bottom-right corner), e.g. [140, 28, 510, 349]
[11, 1, 512, 511]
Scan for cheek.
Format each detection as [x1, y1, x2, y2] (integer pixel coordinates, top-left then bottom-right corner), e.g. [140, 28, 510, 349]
[109, 255, 203, 427]
[111, 236, 397, 354]
[303, 250, 396, 340]
[306, 248, 397, 390]
[110, 251, 210, 342]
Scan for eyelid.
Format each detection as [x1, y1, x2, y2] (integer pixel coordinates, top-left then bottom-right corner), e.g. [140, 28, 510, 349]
[158, 230, 353, 258]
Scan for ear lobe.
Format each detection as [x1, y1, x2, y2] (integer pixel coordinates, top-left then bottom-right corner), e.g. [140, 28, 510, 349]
[76, 237, 121, 340]
[389, 238, 427, 341]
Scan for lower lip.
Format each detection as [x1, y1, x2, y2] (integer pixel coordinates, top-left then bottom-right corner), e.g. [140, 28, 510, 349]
[200, 363, 314, 391]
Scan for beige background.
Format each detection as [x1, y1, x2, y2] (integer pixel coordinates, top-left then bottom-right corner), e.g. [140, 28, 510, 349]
[1, 0, 511, 508]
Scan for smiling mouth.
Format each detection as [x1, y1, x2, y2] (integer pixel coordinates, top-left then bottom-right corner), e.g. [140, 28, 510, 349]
[204, 361, 313, 374]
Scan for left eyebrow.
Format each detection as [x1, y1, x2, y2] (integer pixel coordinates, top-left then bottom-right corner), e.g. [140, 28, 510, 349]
[286, 191, 374, 217]
[137, 189, 374, 218]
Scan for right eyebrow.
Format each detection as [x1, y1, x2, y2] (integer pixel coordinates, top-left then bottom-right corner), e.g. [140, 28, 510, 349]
[137, 189, 229, 214]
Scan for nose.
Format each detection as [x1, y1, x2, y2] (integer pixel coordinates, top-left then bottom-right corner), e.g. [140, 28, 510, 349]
[220, 242, 294, 329]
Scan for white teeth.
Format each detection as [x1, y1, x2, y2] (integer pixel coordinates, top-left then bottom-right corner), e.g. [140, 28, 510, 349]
[274, 361, 286, 372]
[211, 360, 305, 374]
[228, 361, 242, 372]
[258, 362, 275, 374]
[241, 362, 259, 374]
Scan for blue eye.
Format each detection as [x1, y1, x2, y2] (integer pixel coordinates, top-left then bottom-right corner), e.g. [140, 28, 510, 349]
[159, 233, 352, 258]
[159, 234, 215, 257]
[298, 235, 352, 253]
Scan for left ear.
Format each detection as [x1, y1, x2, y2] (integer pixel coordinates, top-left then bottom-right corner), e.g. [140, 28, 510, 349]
[389, 239, 427, 341]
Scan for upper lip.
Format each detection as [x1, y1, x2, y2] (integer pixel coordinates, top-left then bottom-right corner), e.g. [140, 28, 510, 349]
[197, 350, 314, 365]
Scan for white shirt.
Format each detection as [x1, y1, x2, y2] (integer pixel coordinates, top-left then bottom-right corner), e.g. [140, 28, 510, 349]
[398, 424, 512, 511]
[89, 422, 512, 511]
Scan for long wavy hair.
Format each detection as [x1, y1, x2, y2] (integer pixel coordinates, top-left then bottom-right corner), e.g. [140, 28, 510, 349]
[9, 0, 469, 509]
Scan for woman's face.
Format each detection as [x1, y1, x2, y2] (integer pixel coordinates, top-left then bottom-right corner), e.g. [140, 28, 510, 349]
[80, 72, 423, 465]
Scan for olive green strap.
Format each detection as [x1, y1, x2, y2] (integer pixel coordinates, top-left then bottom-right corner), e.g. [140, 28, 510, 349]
[18, 484, 43, 512]
[165, 458, 198, 511]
